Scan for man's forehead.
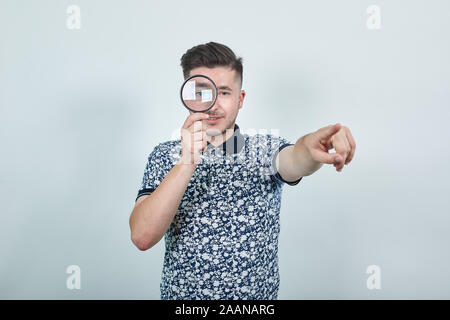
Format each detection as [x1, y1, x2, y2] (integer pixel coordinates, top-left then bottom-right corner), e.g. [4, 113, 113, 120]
[189, 66, 238, 86]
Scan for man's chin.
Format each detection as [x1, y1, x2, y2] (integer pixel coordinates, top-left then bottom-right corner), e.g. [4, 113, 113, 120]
[205, 120, 235, 137]
[205, 127, 222, 137]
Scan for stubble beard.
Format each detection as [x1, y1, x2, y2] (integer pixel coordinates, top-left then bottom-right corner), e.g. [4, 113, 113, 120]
[206, 113, 238, 145]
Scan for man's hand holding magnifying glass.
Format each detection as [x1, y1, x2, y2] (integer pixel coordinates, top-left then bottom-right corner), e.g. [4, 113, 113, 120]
[178, 113, 211, 166]
[178, 74, 221, 166]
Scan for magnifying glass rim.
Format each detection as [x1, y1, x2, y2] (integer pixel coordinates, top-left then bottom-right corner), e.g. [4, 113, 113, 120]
[180, 74, 218, 113]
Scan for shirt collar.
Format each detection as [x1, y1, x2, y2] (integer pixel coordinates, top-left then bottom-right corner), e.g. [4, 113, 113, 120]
[205, 123, 245, 155]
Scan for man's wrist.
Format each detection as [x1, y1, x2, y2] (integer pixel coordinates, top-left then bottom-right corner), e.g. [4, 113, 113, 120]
[176, 156, 199, 169]
[293, 135, 322, 176]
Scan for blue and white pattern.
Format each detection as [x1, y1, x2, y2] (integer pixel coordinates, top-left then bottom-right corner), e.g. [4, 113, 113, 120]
[136, 124, 302, 300]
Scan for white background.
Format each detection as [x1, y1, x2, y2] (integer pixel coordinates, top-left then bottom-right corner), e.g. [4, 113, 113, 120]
[1, 0, 449, 299]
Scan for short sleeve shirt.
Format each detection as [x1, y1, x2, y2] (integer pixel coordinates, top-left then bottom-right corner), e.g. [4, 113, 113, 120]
[136, 124, 302, 300]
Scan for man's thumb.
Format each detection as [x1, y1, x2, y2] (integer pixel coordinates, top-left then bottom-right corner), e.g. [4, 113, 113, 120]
[315, 151, 342, 165]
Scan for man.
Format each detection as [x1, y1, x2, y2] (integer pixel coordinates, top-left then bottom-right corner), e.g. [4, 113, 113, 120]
[129, 42, 356, 300]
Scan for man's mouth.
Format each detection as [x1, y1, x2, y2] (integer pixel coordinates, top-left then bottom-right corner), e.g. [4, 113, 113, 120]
[206, 116, 223, 123]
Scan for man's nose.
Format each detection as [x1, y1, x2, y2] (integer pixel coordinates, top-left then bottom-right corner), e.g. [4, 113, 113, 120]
[207, 99, 221, 113]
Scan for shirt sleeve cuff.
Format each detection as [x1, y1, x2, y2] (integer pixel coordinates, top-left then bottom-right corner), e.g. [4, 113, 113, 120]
[135, 187, 155, 202]
[270, 143, 303, 186]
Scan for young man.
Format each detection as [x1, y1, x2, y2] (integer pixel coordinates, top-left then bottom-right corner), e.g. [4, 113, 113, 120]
[129, 42, 356, 300]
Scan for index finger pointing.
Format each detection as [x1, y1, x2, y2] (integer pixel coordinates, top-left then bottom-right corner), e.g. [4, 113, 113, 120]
[315, 123, 341, 142]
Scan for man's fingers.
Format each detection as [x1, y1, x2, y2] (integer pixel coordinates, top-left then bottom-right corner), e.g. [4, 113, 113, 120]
[312, 149, 342, 165]
[333, 138, 350, 170]
[182, 113, 209, 130]
[193, 140, 206, 154]
[193, 130, 203, 141]
[315, 123, 341, 142]
[193, 120, 204, 133]
[181, 119, 206, 143]
[345, 128, 356, 165]
[192, 130, 211, 143]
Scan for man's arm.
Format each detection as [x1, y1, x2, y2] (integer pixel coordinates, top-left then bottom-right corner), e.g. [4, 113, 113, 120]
[275, 123, 356, 180]
[275, 136, 323, 181]
[129, 161, 197, 251]
[129, 113, 210, 251]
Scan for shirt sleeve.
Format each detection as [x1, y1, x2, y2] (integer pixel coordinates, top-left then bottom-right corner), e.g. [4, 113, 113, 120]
[135, 143, 172, 202]
[269, 136, 303, 186]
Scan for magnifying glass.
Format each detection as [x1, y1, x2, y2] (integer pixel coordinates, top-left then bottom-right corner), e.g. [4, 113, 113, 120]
[180, 75, 221, 185]
[180, 74, 222, 139]
[180, 74, 218, 113]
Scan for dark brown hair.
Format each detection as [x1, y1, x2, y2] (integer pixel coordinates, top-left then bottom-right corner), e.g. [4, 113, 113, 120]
[180, 42, 243, 87]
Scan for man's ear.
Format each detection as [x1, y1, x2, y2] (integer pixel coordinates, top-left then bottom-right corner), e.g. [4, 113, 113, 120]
[238, 90, 246, 109]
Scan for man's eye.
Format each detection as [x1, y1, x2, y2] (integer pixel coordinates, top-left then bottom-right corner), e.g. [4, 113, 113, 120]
[220, 92, 230, 96]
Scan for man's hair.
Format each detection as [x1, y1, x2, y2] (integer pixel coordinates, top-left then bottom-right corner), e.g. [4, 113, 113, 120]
[180, 42, 243, 87]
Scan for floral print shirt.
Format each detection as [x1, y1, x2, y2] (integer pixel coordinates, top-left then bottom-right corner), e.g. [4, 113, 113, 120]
[136, 124, 302, 299]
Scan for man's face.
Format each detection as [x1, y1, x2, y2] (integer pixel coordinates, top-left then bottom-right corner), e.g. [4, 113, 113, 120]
[188, 66, 245, 138]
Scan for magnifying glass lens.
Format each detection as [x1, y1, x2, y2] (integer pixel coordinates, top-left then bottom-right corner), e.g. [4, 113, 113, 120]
[181, 75, 217, 112]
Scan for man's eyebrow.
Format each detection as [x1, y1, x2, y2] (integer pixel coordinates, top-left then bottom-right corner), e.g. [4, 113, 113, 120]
[195, 82, 233, 90]
[217, 85, 233, 91]
[196, 82, 212, 88]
